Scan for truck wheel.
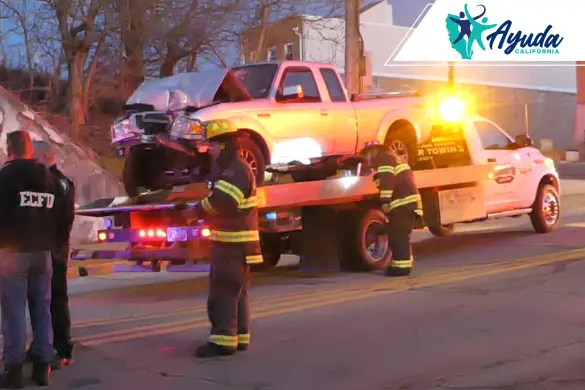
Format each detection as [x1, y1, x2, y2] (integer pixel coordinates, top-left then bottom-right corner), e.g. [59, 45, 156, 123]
[122, 148, 165, 197]
[428, 224, 455, 237]
[384, 125, 417, 165]
[239, 136, 266, 185]
[345, 208, 392, 271]
[530, 184, 560, 233]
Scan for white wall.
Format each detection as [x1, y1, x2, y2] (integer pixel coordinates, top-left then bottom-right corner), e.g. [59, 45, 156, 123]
[360, 1, 392, 25]
[302, 17, 577, 93]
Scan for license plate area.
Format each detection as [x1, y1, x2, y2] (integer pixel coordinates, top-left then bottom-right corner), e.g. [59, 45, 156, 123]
[167, 227, 188, 242]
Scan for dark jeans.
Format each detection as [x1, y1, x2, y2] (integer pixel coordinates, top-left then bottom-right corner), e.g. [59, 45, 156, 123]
[0, 251, 53, 366]
[49, 259, 72, 358]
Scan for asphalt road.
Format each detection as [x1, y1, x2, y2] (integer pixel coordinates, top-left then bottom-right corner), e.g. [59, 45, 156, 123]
[19, 180, 585, 389]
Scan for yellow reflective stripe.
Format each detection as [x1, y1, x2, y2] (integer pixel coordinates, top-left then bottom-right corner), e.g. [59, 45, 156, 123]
[374, 178, 381, 187]
[379, 190, 393, 199]
[391, 259, 413, 268]
[209, 334, 237, 347]
[215, 180, 244, 205]
[376, 166, 394, 174]
[238, 333, 250, 345]
[389, 194, 421, 210]
[210, 230, 260, 243]
[394, 163, 410, 175]
[245, 254, 263, 264]
[201, 197, 216, 215]
[239, 196, 257, 209]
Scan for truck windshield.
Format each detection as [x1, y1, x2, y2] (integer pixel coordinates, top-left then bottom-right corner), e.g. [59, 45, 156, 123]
[231, 64, 279, 99]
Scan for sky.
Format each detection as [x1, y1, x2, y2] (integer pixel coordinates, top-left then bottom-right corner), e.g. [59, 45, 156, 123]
[0, 0, 436, 72]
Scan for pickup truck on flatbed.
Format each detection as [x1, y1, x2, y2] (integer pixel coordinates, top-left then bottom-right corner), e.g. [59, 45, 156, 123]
[112, 61, 430, 196]
[75, 107, 561, 274]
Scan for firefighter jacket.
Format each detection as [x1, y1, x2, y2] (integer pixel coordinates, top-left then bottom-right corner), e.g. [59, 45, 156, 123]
[371, 149, 422, 215]
[195, 156, 262, 264]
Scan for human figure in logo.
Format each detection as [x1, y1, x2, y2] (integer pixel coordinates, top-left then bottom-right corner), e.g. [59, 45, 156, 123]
[465, 3, 497, 57]
[449, 4, 486, 45]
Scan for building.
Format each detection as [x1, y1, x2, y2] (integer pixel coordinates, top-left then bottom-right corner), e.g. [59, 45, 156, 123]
[240, 1, 579, 153]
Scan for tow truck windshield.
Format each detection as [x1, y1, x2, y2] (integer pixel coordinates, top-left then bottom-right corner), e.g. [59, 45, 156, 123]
[231, 63, 278, 99]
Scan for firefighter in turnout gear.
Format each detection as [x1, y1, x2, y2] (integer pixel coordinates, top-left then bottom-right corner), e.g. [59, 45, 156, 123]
[177, 119, 262, 358]
[361, 141, 422, 277]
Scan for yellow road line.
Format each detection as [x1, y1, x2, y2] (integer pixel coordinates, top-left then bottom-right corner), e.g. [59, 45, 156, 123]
[80, 248, 585, 347]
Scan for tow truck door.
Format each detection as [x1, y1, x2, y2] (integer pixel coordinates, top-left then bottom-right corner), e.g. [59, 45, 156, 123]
[472, 119, 522, 213]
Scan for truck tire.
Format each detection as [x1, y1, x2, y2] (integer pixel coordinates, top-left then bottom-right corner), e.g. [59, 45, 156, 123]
[384, 124, 417, 165]
[428, 224, 455, 237]
[344, 208, 392, 271]
[530, 184, 560, 233]
[239, 136, 266, 186]
[122, 148, 146, 197]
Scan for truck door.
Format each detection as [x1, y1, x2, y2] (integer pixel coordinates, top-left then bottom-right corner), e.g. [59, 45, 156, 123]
[268, 66, 332, 164]
[316, 67, 357, 155]
[473, 119, 522, 213]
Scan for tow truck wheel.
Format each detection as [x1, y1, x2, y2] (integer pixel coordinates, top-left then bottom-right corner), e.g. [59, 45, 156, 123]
[239, 136, 266, 186]
[384, 123, 417, 165]
[123, 147, 166, 197]
[346, 208, 392, 271]
[250, 234, 282, 272]
[530, 184, 560, 233]
[428, 224, 455, 237]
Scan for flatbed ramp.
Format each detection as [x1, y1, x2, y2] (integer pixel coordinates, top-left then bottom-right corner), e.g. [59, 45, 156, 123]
[76, 165, 493, 217]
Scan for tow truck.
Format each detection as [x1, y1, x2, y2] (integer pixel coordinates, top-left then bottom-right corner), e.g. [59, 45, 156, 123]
[73, 96, 561, 273]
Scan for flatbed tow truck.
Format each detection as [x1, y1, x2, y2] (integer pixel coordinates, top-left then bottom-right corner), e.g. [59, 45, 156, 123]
[72, 109, 561, 274]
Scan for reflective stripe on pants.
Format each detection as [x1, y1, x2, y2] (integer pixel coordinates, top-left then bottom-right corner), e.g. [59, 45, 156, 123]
[207, 244, 250, 350]
[387, 207, 415, 271]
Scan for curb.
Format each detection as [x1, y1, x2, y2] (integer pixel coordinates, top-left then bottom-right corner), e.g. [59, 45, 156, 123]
[67, 261, 128, 279]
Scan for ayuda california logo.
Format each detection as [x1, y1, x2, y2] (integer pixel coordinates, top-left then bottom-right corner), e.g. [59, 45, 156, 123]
[445, 3, 563, 60]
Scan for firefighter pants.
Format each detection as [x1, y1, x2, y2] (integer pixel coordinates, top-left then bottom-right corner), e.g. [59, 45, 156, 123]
[387, 207, 415, 271]
[207, 244, 250, 350]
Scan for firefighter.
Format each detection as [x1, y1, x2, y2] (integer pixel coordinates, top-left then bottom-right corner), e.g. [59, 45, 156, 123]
[176, 119, 262, 358]
[361, 141, 422, 277]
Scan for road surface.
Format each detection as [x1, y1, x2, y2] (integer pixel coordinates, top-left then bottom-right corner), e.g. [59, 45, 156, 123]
[21, 181, 585, 389]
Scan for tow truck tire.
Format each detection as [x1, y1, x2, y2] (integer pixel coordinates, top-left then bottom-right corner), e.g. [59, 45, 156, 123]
[530, 184, 560, 233]
[239, 136, 265, 186]
[345, 208, 392, 271]
[384, 124, 417, 165]
[428, 224, 455, 237]
[122, 147, 165, 197]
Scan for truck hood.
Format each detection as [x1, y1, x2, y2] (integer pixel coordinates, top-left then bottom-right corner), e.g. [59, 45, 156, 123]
[126, 68, 251, 110]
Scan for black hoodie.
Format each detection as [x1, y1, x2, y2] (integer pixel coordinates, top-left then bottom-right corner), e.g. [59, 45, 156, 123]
[0, 159, 57, 252]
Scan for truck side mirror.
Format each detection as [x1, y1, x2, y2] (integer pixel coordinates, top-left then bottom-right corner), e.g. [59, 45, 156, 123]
[514, 134, 533, 148]
[276, 85, 304, 102]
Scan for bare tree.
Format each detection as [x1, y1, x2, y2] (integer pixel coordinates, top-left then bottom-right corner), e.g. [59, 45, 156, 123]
[0, 0, 38, 98]
[41, 0, 109, 136]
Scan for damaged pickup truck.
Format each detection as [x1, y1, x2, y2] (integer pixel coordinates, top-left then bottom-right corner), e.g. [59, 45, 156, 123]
[111, 60, 432, 196]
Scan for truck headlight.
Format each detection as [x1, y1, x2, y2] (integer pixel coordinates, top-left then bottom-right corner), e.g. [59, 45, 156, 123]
[111, 119, 133, 138]
[171, 116, 203, 140]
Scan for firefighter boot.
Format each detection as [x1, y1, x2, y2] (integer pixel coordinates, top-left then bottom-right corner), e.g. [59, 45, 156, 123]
[194, 343, 236, 358]
[0, 365, 24, 389]
[31, 362, 50, 386]
[384, 267, 412, 277]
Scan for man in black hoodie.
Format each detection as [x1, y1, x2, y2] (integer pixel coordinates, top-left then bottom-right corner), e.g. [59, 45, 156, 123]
[28, 140, 75, 370]
[0, 131, 57, 388]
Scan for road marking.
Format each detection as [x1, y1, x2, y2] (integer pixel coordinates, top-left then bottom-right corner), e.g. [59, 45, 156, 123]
[564, 222, 585, 228]
[78, 248, 585, 347]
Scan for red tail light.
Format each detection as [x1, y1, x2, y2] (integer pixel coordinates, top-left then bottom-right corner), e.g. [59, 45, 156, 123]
[138, 227, 167, 239]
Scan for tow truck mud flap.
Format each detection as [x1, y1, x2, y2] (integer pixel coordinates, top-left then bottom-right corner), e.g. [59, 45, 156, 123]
[299, 206, 346, 273]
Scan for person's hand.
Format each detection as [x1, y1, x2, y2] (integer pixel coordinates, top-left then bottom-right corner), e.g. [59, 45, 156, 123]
[381, 203, 390, 214]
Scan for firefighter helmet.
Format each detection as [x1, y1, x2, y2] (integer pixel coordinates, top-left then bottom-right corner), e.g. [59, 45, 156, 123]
[204, 119, 238, 141]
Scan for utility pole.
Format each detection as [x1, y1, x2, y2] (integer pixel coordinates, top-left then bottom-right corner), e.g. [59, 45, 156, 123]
[447, 61, 455, 89]
[345, 0, 361, 96]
